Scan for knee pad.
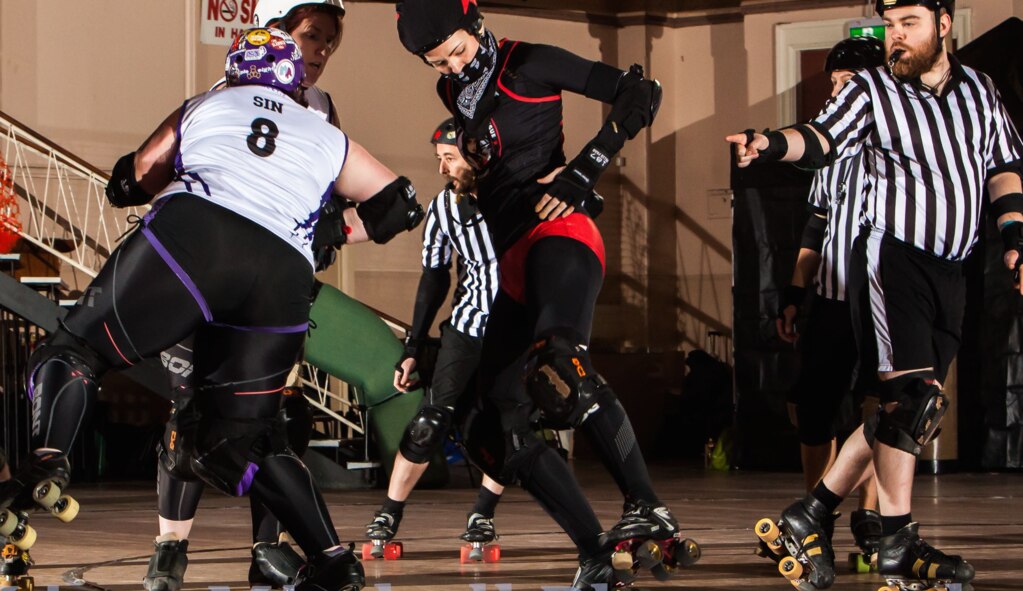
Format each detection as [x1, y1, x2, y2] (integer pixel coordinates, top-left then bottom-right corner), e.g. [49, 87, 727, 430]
[500, 428, 549, 486]
[399, 405, 453, 464]
[27, 328, 107, 401]
[874, 373, 947, 456]
[157, 395, 201, 481]
[190, 417, 286, 496]
[525, 335, 615, 429]
[280, 389, 314, 457]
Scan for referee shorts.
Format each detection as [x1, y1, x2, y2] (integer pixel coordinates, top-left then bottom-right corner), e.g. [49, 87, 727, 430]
[849, 228, 965, 387]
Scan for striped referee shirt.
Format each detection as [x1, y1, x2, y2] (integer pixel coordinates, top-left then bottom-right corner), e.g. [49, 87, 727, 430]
[809, 150, 868, 301]
[422, 188, 499, 338]
[813, 55, 1023, 261]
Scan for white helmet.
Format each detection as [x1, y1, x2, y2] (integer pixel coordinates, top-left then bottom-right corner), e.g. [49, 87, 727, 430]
[253, 0, 345, 28]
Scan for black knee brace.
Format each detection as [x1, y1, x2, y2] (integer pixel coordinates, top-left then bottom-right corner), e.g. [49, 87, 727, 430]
[525, 335, 615, 429]
[399, 405, 453, 464]
[27, 329, 106, 450]
[874, 373, 947, 456]
[191, 417, 287, 496]
[281, 390, 314, 457]
[157, 395, 201, 481]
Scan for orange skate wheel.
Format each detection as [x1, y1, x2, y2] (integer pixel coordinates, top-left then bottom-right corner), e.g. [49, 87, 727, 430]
[361, 542, 377, 560]
[779, 556, 803, 581]
[483, 544, 500, 563]
[384, 541, 403, 560]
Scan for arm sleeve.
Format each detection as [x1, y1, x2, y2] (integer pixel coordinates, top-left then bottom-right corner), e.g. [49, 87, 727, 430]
[810, 75, 874, 163]
[410, 197, 452, 341]
[513, 43, 595, 94]
[983, 77, 1023, 176]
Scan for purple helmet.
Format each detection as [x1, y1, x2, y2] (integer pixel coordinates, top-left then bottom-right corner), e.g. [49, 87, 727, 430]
[225, 28, 305, 93]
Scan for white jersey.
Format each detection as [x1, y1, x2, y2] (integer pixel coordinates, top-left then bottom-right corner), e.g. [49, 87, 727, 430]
[156, 85, 347, 267]
[210, 77, 337, 124]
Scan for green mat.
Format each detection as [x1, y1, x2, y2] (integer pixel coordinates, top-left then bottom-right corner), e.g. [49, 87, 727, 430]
[304, 283, 448, 487]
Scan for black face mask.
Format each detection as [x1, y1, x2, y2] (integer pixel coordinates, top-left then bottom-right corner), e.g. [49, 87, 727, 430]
[451, 30, 497, 85]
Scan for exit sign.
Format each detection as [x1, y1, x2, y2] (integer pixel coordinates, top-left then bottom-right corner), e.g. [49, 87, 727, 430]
[850, 25, 886, 39]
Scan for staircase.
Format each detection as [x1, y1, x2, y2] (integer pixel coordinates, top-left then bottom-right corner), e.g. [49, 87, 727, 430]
[0, 109, 383, 476]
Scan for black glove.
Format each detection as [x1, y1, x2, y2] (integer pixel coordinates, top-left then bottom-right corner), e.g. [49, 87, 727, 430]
[543, 141, 613, 211]
[312, 195, 350, 271]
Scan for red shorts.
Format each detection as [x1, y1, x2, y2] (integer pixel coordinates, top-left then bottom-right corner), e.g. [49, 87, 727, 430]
[499, 213, 606, 304]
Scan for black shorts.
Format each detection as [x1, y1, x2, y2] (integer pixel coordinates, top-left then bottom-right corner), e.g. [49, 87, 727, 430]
[426, 322, 483, 409]
[849, 228, 964, 386]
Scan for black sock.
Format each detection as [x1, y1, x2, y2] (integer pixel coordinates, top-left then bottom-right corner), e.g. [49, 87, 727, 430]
[811, 481, 843, 514]
[881, 513, 911, 537]
[578, 399, 660, 505]
[472, 487, 502, 518]
[382, 496, 406, 515]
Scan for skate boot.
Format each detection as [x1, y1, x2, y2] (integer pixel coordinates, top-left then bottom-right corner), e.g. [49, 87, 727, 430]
[0, 450, 78, 550]
[571, 553, 618, 591]
[459, 512, 500, 563]
[295, 545, 365, 591]
[361, 509, 403, 560]
[600, 501, 700, 582]
[876, 522, 974, 591]
[249, 537, 304, 587]
[1, 544, 33, 591]
[754, 496, 836, 590]
[142, 534, 188, 591]
[848, 509, 881, 573]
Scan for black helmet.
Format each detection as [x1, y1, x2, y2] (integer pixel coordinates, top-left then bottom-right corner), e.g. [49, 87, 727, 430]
[825, 36, 886, 73]
[875, 0, 954, 20]
[431, 118, 458, 146]
[396, 0, 482, 56]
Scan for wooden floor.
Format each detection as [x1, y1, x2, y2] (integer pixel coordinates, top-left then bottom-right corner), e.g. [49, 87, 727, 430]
[15, 461, 1023, 590]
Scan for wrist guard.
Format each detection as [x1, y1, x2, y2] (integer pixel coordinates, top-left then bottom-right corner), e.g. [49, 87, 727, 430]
[778, 285, 807, 318]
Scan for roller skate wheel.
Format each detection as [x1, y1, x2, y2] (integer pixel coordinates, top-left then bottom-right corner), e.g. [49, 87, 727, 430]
[848, 552, 871, 574]
[611, 549, 635, 571]
[52, 495, 79, 523]
[483, 544, 500, 563]
[0, 510, 18, 537]
[679, 538, 701, 565]
[33, 482, 60, 509]
[361, 542, 378, 560]
[779, 556, 803, 581]
[460, 544, 482, 563]
[878, 586, 900, 591]
[756, 518, 781, 543]
[383, 541, 403, 560]
[11, 524, 36, 551]
[650, 562, 672, 582]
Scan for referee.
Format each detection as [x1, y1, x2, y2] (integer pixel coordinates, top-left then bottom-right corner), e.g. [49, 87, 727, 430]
[365, 119, 505, 547]
[729, 0, 1022, 587]
[773, 35, 883, 567]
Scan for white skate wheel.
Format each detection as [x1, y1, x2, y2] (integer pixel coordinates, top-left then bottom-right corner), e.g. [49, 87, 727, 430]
[13, 523, 36, 550]
[33, 481, 60, 509]
[0, 510, 18, 537]
[52, 495, 79, 522]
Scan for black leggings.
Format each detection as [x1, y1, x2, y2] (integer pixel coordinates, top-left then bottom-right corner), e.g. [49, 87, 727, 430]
[32, 196, 337, 555]
[479, 237, 659, 556]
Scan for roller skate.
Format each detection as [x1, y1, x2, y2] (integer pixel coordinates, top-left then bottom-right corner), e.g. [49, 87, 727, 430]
[295, 545, 365, 591]
[754, 496, 836, 590]
[249, 535, 304, 587]
[875, 523, 974, 591]
[0, 450, 78, 551]
[1, 543, 33, 591]
[599, 501, 701, 582]
[848, 509, 881, 573]
[459, 512, 501, 563]
[142, 534, 188, 591]
[757, 510, 838, 565]
[362, 509, 403, 560]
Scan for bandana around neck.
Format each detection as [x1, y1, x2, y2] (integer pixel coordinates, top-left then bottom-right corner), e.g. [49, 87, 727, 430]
[455, 30, 498, 119]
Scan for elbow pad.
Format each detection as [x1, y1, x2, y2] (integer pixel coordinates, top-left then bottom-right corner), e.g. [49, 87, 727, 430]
[588, 64, 663, 154]
[105, 152, 153, 208]
[356, 176, 425, 244]
[793, 126, 834, 170]
[800, 209, 828, 252]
